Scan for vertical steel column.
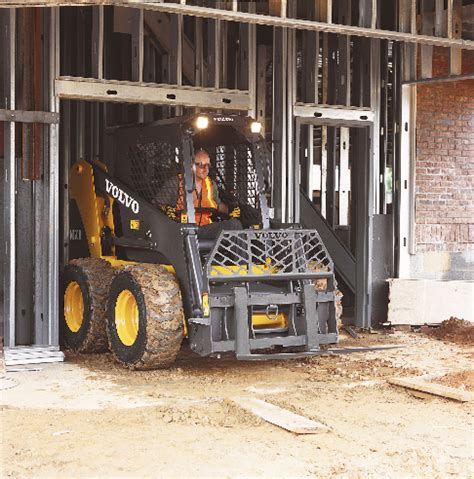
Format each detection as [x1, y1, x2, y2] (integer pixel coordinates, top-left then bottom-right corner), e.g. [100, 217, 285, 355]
[247, 2, 257, 119]
[271, 27, 287, 222]
[248, 25, 257, 119]
[76, 8, 85, 160]
[131, 7, 144, 122]
[398, 83, 416, 277]
[170, 13, 183, 116]
[194, 18, 204, 87]
[379, 40, 389, 213]
[4, 9, 16, 348]
[207, 19, 221, 88]
[370, 38, 381, 214]
[91, 6, 104, 157]
[339, 127, 350, 225]
[354, 127, 373, 328]
[420, 0, 434, 79]
[256, 44, 266, 135]
[299, 1, 319, 218]
[47, 7, 60, 347]
[449, 0, 462, 75]
[286, 1, 296, 223]
[34, 9, 47, 345]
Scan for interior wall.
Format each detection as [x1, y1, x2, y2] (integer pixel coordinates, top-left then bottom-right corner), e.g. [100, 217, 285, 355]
[410, 49, 474, 280]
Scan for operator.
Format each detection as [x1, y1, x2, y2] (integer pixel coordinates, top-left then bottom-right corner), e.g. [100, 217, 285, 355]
[176, 149, 242, 240]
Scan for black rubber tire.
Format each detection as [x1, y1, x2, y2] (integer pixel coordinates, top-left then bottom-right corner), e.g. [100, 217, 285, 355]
[60, 258, 114, 353]
[107, 264, 184, 370]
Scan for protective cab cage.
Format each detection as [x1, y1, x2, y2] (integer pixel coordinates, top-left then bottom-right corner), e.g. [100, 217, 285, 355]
[69, 113, 339, 360]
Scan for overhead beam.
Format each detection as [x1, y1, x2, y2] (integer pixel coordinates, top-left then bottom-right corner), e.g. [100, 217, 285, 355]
[294, 104, 374, 125]
[402, 73, 474, 85]
[55, 76, 250, 110]
[1, 1, 473, 49]
[0, 108, 59, 123]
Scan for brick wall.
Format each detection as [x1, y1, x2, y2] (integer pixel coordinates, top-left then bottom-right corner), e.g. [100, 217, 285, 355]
[415, 49, 474, 254]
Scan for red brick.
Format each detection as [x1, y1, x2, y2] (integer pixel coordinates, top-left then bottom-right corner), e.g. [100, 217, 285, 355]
[415, 49, 474, 254]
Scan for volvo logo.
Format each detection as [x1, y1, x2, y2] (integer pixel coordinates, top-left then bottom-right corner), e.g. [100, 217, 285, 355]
[105, 179, 140, 214]
[213, 116, 234, 122]
[254, 232, 289, 240]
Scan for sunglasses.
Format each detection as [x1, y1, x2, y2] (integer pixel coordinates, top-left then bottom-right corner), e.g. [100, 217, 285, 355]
[195, 162, 210, 169]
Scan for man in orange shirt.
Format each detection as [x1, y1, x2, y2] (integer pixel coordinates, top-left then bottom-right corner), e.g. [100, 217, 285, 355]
[170, 149, 241, 239]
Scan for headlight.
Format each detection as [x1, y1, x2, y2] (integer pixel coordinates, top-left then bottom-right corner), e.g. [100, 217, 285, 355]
[250, 121, 262, 134]
[196, 116, 209, 130]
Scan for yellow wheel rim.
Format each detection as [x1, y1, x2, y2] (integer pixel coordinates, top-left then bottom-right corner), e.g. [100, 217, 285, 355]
[115, 290, 139, 346]
[64, 281, 84, 333]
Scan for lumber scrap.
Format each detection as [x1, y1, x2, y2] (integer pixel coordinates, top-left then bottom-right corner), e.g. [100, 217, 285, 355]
[388, 377, 474, 403]
[231, 397, 329, 434]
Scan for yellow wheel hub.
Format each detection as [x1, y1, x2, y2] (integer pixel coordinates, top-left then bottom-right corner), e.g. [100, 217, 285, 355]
[64, 281, 84, 333]
[115, 290, 139, 346]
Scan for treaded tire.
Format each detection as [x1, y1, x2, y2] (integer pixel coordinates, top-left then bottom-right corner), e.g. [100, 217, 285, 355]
[107, 264, 184, 370]
[60, 258, 114, 353]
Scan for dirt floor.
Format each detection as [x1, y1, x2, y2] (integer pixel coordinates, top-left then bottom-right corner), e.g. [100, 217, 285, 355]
[1, 329, 473, 478]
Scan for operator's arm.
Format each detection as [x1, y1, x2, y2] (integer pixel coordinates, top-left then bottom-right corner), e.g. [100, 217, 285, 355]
[212, 182, 229, 214]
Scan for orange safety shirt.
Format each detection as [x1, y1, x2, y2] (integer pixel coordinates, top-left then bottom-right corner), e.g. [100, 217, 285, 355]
[176, 175, 218, 226]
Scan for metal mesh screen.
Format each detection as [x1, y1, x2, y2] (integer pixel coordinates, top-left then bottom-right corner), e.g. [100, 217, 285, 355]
[206, 143, 266, 225]
[206, 230, 332, 279]
[127, 141, 183, 211]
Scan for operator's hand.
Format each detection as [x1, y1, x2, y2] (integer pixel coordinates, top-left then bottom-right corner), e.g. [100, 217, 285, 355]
[162, 205, 177, 220]
[229, 206, 241, 218]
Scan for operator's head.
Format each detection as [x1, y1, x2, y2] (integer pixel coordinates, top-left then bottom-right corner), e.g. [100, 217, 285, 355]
[194, 149, 211, 181]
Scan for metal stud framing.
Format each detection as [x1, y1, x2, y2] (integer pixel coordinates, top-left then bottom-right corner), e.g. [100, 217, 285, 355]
[1, 0, 473, 354]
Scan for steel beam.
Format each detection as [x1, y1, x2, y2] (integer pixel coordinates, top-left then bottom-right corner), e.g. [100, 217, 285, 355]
[3, 1, 471, 49]
[0, 109, 59, 123]
[402, 73, 474, 85]
[294, 104, 374, 125]
[55, 77, 250, 110]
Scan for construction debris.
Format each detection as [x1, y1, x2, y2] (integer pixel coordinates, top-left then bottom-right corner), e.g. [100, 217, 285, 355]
[425, 317, 474, 346]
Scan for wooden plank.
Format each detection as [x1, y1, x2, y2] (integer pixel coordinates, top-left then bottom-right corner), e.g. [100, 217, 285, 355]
[388, 377, 474, 403]
[231, 397, 329, 434]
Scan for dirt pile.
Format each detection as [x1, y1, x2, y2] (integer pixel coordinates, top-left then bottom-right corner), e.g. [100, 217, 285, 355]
[427, 317, 474, 345]
[432, 370, 474, 392]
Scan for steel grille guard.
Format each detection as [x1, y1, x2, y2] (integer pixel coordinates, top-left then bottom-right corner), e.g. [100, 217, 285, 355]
[205, 229, 333, 283]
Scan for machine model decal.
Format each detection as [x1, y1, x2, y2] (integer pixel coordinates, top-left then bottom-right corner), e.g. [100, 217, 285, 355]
[69, 229, 82, 240]
[105, 179, 140, 214]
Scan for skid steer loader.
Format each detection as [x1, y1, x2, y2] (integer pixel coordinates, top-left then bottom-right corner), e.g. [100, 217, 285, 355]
[61, 114, 339, 369]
